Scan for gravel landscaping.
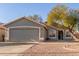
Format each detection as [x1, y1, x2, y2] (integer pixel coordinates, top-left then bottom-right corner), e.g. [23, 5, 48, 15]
[22, 42, 79, 56]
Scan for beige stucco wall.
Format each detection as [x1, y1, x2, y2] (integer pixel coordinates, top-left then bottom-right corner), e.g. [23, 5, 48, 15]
[40, 27, 47, 40]
[0, 29, 5, 42]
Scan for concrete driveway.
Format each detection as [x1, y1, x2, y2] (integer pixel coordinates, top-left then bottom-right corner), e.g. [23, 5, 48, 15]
[0, 43, 33, 56]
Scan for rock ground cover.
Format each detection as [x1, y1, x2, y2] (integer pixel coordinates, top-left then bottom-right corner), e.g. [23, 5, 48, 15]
[22, 42, 79, 56]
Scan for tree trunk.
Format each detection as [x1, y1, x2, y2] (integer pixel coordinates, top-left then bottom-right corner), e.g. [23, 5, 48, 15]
[69, 29, 79, 41]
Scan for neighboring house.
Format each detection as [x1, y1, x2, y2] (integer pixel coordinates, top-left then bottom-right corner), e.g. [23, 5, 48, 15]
[0, 25, 5, 42]
[4, 16, 73, 42]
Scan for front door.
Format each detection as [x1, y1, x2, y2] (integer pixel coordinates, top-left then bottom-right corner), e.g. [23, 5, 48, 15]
[58, 30, 63, 40]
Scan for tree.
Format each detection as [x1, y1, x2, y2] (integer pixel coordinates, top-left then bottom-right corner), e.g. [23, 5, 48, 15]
[64, 9, 78, 41]
[64, 9, 77, 30]
[47, 4, 68, 26]
[28, 15, 43, 23]
[47, 4, 79, 41]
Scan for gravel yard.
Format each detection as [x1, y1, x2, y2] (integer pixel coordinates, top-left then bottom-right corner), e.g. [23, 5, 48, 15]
[22, 42, 79, 56]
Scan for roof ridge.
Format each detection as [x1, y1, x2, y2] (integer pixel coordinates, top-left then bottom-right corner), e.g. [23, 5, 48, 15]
[4, 16, 46, 27]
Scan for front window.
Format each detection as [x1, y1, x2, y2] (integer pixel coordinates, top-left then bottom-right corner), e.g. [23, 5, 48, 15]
[48, 29, 56, 37]
[49, 32, 55, 37]
[65, 31, 71, 37]
[66, 34, 71, 37]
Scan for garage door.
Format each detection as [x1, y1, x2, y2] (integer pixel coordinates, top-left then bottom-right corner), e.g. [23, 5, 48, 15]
[9, 28, 39, 42]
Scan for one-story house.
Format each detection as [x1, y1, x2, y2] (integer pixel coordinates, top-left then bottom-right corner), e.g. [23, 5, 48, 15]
[4, 16, 73, 42]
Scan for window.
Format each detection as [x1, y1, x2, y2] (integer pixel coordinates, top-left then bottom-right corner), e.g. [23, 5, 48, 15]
[48, 29, 56, 37]
[65, 31, 71, 37]
[66, 34, 71, 37]
[49, 32, 55, 37]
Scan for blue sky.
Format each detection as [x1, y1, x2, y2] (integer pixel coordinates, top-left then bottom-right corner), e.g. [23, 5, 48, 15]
[0, 3, 79, 23]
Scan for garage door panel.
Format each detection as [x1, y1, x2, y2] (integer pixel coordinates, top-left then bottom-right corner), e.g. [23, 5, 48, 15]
[9, 28, 39, 42]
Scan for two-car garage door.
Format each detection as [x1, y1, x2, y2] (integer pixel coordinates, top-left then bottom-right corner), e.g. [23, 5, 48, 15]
[9, 27, 40, 42]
